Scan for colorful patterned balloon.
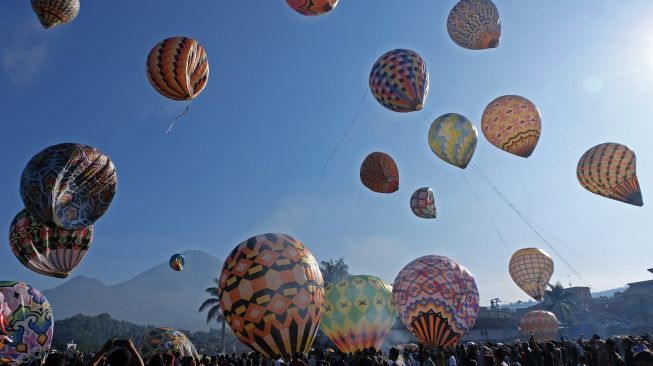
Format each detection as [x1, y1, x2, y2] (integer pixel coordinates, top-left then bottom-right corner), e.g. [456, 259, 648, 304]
[137, 327, 199, 359]
[219, 233, 324, 359]
[169, 254, 185, 272]
[393, 256, 479, 348]
[286, 0, 338, 16]
[321, 275, 396, 353]
[509, 248, 553, 302]
[482, 95, 541, 158]
[519, 311, 559, 342]
[369, 49, 429, 113]
[9, 209, 93, 279]
[428, 113, 478, 169]
[147, 37, 209, 101]
[577, 143, 643, 206]
[447, 0, 501, 50]
[0, 281, 53, 365]
[20, 143, 117, 230]
[360, 152, 399, 194]
[410, 187, 436, 219]
[31, 0, 80, 29]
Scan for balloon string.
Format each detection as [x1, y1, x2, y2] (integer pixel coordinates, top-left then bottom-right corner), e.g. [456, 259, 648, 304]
[166, 104, 191, 135]
[320, 88, 368, 178]
[459, 170, 512, 254]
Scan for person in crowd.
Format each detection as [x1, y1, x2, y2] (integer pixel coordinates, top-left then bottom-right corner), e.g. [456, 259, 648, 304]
[389, 348, 403, 366]
[90, 339, 145, 366]
[44, 353, 65, 366]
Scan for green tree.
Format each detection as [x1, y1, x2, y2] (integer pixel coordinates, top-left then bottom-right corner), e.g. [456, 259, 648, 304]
[198, 278, 227, 354]
[319, 258, 350, 285]
[544, 282, 576, 325]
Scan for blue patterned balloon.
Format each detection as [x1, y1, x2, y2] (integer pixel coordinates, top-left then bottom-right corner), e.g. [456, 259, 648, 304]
[428, 113, 478, 169]
[447, 0, 501, 50]
[369, 49, 429, 113]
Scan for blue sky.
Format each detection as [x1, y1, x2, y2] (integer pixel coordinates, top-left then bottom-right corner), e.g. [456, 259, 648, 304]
[2, 0, 653, 306]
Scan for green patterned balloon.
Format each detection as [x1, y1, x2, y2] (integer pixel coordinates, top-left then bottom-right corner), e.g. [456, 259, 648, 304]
[321, 275, 396, 353]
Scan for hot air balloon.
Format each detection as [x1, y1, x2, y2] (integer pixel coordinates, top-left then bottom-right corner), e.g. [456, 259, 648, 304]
[393, 255, 479, 348]
[31, 0, 80, 29]
[321, 275, 396, 353]
[286, 0, 338, 16]
[447, 0, 501, 50]
[0, 281, 53, 365]
[428, 113, 478, 169]
[137, 328, 199, 359]
[20, 143, 117, 230]
[519, 311, 559, 342]
[9, 209, 93, 279]
[219, 233, 324, 359]
[509, 248, 554, 301]
[410, 187, 436, 219]
[481, 95, 541, 158]
[169, 254, 185, 272]
[360, 152, 399, 194]
[577, 143, 643, 206]
[146, 37, 209, 101]
[369, 49, 429, 113]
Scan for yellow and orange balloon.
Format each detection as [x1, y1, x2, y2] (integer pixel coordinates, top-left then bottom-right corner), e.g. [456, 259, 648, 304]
[146, 37, 209, 101]
[509, 248, 553, 301]
[577, 143, 643, 206]
[481, 95, 541, 158]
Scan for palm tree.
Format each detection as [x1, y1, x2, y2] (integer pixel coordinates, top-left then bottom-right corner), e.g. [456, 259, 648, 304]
[544, 282, 576, 325]
[319, 258, 350, 285]
[198, 278, 226, 354]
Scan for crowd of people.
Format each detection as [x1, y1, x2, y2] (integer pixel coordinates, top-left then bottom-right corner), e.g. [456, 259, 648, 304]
[36, 334, 653, 366]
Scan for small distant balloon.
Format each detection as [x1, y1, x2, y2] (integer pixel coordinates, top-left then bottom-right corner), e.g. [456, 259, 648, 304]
[31, 0, 80, 29]
[509, 248, 554, 301]
[447, 0, 501, 50]
[428, 113, 477, 169]
[410, 187, 436, 219]
[360, 152, 399, 194]
[9, 209, 93, 279]
[577, 143, 643, 206]
[369, 49, 429, 113]
[169, 254, 185, 272]
[519, 311, 559, 342]
[482, 95, 542, 158]
[146, 37, 209, 101]
[286, 0, 338, 16]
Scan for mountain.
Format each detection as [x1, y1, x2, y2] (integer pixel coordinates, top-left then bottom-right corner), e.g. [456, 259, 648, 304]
[43, 250, 222, 332]
[591, 287, 627, 298]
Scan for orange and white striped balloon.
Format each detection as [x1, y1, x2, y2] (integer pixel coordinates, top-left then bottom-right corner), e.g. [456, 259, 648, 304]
[146, 37, 209, 101]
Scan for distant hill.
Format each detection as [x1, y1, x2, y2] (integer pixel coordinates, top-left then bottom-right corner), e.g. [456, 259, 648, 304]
[591, 287, 627, 298]
[43, 250, 222, 331]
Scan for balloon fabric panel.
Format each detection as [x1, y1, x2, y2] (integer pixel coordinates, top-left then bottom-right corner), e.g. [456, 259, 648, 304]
[9, 210, 93, 279]
[0, 282, 53, 365]
[219, 233, 324, 359]
[509, 248, 554, 301]
[393, 255, 479, 348]
[428, 113, 477, 169]
[577, 143, 643, 206]
[286, 0, 338, 16]
[369, 49, 429, 113]
[31, 0, 80, 29]
[447, 0, 501, 50]
[481, 95, 541, 158]
[147, 37, 209, 101]
[320, 275, 396, 353]
[20, 143, 117, 230]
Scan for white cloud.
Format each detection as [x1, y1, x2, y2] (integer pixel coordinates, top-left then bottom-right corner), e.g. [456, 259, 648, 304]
[0, 21, 49, 85]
